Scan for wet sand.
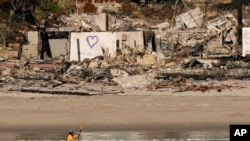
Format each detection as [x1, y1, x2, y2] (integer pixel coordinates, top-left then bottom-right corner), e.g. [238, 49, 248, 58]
[0, 80, 250, 140]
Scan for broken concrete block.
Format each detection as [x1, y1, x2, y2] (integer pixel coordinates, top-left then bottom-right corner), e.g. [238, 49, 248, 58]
[110, 69, 129, 77]
[137, 54, 157, 65]
[22, 31, 38, 59]
[176, 7, 204, 29]
[155, 22, 170, 31]
[33, 67, 40, 71]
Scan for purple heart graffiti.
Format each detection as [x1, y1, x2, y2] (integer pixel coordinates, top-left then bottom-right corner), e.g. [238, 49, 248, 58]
[87, 36, 98, 48]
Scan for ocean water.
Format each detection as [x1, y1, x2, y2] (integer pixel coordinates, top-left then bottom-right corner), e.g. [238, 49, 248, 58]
[14, 130, 229, 141]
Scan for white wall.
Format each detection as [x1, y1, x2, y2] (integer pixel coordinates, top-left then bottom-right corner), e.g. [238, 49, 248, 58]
[90, 13, 107, 31]
[116, 31, 144, 52]
[22, 31, 38, 58]
[70, 32, 116, 61]
[242, 27, 250, 57]
[27, 31, 38, 44]
[49, 39, 69, 58]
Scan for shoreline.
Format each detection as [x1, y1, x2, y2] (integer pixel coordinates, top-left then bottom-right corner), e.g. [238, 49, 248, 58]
[1, 82, 250, 140]
[0, 88, 250, 139]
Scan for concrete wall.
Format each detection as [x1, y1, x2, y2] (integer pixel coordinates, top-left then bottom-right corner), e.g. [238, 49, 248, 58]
[90, 13, 107, 31]
[22, 31, 38, 58]
[70, 32, 116, 61]
[48, 39, 69, 58]
[242, 27, 250, 57]
[176, 7, 203, 28]
[94, 3, 121, 13]
[70, 31, 145, 61]
[116, 31, 144, 53]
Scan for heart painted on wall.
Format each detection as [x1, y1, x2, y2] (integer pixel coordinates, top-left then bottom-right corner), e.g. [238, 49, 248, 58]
[87, 36, 98, 48]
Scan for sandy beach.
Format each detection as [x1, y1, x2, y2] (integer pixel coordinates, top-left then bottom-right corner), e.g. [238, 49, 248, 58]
[1, 80, 250, 140]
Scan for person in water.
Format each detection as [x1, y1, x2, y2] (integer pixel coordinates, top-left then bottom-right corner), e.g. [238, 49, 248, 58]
[67, 129, 79, 141]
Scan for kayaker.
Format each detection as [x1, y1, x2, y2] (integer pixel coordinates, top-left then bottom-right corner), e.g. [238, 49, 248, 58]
[67, 129, 78, 141]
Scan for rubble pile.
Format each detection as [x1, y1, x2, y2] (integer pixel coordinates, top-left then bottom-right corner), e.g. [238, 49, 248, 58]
[47, 14, 103, 32]
[160, 29, 207, 58]
[1, 5, 250, 95]
[1, 54, 250, 94]
[0, 57, 154, 94]
[46, 13, 148, 32]
[159, 13, 239, 59]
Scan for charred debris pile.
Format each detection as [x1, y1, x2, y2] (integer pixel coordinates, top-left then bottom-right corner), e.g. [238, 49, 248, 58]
[0, 52, 249, 95]
[1, 3, 250, 94]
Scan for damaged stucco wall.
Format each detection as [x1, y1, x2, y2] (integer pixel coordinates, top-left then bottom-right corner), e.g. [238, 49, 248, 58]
[49, 39, 69, 58]
[69, 31, 146, 61]
[89, 13, 108, 31]
[116, 31, 144, 53]
[22, 31, 38, 58]
[70, 32, 116, 61]
[176, 7, 203, 29]
[242, 27, 250, 57]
